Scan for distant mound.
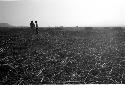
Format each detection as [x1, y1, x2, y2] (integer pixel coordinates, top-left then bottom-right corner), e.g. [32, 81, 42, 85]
[0, 23, 13, 27]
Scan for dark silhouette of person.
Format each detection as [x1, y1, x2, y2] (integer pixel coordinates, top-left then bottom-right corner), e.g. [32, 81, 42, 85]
[30, 21, 35, 30]
[35, 21, 39, 34]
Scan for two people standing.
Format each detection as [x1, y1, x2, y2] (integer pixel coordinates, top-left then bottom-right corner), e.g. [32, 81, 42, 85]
[30, 21, 39, 34]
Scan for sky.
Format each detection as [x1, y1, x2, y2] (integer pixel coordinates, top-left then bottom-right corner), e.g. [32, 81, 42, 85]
[0, 0, 125, 27]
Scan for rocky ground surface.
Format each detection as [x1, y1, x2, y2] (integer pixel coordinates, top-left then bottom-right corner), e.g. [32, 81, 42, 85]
[0, 27, 125, 84]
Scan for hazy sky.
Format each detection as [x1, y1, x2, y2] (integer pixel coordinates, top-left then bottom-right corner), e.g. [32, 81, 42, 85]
[1, 0, 125, 27]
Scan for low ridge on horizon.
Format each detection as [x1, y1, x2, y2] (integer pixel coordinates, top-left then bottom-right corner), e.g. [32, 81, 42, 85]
[0, 23, 14, 27]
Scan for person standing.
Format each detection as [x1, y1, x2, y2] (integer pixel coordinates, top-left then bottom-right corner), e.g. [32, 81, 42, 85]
[30, 21, 35, 29]
[35, 21, 39, 34]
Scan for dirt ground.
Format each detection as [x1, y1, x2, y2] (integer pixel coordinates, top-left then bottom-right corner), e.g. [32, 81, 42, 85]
[0, 27, 125, 84]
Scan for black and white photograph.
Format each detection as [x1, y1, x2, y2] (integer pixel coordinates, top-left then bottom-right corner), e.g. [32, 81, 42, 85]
[1, 0, 125, 84]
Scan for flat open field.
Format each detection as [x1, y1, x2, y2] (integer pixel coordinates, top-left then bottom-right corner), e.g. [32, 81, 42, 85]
[1, 27, 125, 84]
